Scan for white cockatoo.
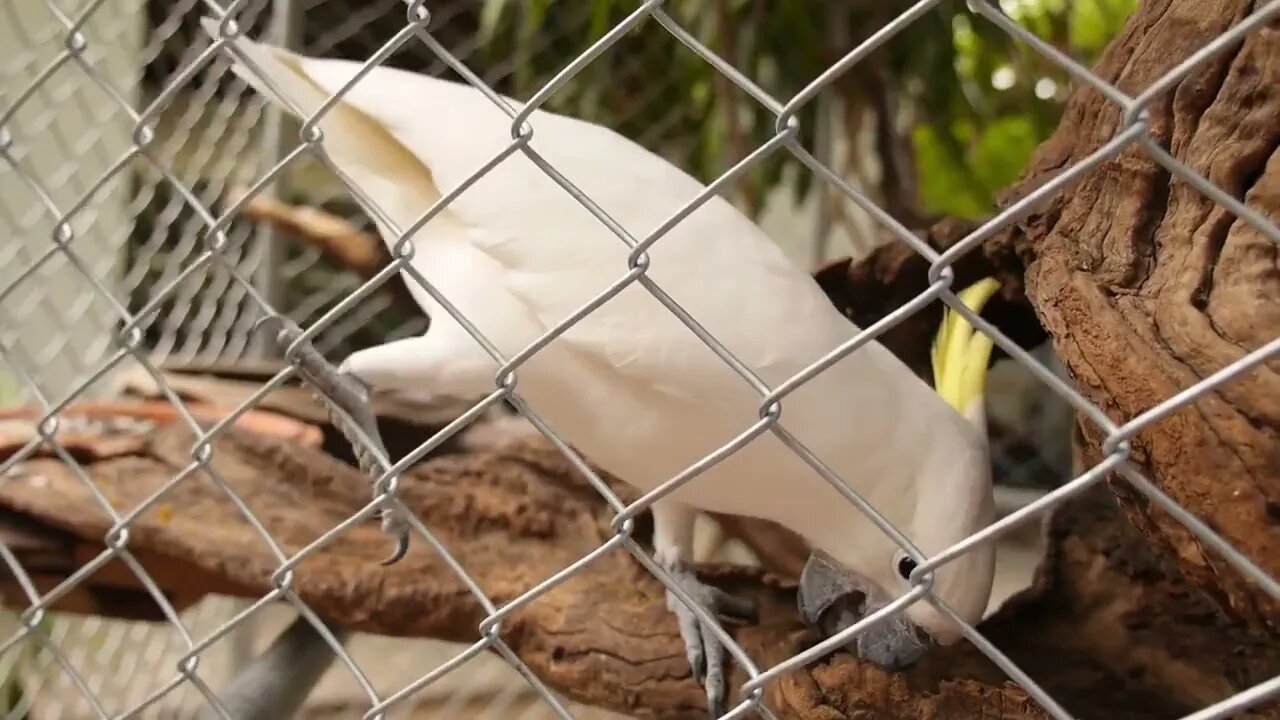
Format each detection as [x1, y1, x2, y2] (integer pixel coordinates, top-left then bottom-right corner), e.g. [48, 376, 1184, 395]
[206, 19, 998, 716]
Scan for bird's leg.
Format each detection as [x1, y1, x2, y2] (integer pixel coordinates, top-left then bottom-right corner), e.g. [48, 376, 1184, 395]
[652, 500, 757, 718]
[277, 328, 406, 564]
[329, 332, 500, 563]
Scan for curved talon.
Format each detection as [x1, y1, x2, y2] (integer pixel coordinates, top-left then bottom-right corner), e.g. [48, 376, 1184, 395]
[379, 507, 411, 566]
[381, 532, 410, 566]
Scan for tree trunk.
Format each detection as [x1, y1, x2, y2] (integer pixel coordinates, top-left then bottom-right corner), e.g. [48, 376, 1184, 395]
[997, 0, 1280, 634]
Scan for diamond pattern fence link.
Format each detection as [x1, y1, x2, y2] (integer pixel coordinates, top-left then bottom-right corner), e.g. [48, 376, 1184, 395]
[0, 0, 1277, 719]
[1, 1, 747, 716]
[141, 0, 720, 366]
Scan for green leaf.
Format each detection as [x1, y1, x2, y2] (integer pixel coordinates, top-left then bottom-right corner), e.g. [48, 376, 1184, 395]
[971, 115, 1040, 193]
[587, 0, 614, 41]
[1070, 0, 1138, 56]
[913, 123, 989, 219]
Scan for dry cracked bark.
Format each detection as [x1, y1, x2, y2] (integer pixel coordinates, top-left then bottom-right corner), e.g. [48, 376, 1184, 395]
[1, 422, 1276, 719]
[987, 0, 1280, 635]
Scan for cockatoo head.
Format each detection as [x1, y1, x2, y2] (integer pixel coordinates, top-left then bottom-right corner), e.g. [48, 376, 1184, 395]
[797, 277, 1001, 670]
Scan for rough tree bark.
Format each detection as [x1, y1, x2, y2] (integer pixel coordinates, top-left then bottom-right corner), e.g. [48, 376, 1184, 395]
[815, 0, 1280, 662]
[986, 0, 1280, 635]
[2, 420, 1277, 719]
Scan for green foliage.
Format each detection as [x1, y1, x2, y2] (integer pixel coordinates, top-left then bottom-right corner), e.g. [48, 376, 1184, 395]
[910, 0, 1138, 218]
[1071, 0, 1140, 54]
[476, 0, 1137, 220]
[476, 0, 827, 207]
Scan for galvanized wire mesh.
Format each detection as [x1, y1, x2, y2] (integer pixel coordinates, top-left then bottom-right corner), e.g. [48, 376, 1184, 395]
[0, 0, 1277, 719]
[4, 0, 710, 384]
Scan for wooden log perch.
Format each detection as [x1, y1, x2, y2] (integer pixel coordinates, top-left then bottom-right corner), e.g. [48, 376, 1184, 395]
[1, 422, 1277, 719]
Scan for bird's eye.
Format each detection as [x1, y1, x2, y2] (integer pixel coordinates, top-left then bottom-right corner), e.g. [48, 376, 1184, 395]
[895, 553, 918, 581]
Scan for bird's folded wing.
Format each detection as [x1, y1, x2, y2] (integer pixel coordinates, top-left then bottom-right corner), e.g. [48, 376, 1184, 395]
[213, 27, 854, 401]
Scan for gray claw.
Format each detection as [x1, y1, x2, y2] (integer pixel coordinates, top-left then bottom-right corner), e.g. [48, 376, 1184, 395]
[380, 511, 411, 566]
[381, 532, 410, 566]
[662, 561, 756, 718]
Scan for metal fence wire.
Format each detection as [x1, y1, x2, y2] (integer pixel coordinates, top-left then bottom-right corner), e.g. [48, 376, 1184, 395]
[0, 0, 1278, 718]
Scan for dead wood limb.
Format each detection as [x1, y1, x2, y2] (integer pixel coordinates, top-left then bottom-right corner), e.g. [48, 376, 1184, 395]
[0, 425, 1275, 719]
[231, 188, 385, 277]
[990, 0, 1280, 634]
[813, 215, 1045, 380]
[228, 186, 422, 313]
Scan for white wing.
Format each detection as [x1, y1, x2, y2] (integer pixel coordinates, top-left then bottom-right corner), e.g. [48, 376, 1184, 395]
[216, 28, 892, 402]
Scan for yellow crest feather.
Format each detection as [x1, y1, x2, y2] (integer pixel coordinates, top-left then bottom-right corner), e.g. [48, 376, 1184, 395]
[931, 278, 1000, 415]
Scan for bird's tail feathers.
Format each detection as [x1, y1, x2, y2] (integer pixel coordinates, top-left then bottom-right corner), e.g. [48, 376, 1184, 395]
[930, 277, 1000, 427]
[198, 19, 439, 235]
[199, 18, 329, 119]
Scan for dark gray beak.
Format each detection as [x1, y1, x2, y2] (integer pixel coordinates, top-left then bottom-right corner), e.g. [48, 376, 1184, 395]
[797, 550, 929, 671]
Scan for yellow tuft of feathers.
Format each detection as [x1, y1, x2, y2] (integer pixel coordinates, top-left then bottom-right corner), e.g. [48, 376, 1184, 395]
[931, 278, 1001, 415]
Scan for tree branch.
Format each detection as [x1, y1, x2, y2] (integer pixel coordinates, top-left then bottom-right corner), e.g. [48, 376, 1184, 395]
[0, 422, 1274, 718]
[989, 0, 1280, 635]
[227, 186, 423, 315]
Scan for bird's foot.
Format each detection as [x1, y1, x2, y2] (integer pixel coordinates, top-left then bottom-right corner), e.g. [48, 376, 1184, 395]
[661, 560, 758, 718]
[281, 332, 409, 565]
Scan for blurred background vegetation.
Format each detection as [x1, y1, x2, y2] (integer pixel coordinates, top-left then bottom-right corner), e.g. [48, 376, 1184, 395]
[473, 0, 1138, 223]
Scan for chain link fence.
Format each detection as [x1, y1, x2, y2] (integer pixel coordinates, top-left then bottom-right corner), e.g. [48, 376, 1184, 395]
[5, 0, 718, 380]
[1, 5, 798, 710]
[0, 0, 1276, 718]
